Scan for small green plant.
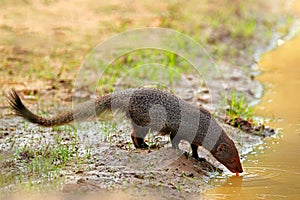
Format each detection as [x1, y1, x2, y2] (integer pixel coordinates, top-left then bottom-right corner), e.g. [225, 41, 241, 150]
[0, 121, 95, 192]
[227, 89, 254, 120]
[177, 182, 182, 193]
[95, 49, 191, 94]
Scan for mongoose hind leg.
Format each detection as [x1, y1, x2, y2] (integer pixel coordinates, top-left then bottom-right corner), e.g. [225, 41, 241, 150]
[191, 144, 207, 162]
[131, 125, 149, 149]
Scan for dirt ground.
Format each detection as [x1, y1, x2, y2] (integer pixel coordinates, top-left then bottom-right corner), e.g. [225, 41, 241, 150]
[0, 0, 297, 199]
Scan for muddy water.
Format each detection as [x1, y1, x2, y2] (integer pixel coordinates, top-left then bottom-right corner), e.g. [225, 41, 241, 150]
[205, 25, 300, 200]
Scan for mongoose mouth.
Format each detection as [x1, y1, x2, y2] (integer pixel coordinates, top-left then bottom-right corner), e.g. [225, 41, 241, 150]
[226, 163, 243, 173]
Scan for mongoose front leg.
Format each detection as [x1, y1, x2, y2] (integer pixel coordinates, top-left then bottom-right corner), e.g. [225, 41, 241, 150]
[170, 132, 180, 149]
[191, 144, 206, 162]
[131, 125, 149, 149]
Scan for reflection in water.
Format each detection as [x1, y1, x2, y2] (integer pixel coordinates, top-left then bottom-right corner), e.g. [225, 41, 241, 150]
[220, 175, 243, 192]
[206, 166, 292, 199]
[205, 176, 243, 199]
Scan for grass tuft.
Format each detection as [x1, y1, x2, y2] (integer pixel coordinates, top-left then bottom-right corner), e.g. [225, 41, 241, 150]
[226, 89, 254, 120]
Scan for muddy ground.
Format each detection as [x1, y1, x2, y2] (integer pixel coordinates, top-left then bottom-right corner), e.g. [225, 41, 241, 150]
[0, 0, 298, 199]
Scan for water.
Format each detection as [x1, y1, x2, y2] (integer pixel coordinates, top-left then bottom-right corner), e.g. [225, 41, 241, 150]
[205, 7, 300, 200]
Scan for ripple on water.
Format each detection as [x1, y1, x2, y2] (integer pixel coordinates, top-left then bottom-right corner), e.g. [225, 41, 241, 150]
[240, 166, 287, 187]
[206, 166, 294, 199]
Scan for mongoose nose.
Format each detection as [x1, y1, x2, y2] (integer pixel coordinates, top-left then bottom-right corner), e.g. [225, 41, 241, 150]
[237, 166, 243, 173]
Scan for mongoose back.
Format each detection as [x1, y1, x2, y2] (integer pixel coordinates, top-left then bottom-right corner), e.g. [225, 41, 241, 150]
[8, 88, 243, 173]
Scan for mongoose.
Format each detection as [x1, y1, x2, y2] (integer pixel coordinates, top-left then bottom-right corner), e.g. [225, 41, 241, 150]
[7, 88, 243, 174]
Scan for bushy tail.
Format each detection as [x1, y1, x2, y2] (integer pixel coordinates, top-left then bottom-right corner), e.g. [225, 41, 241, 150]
[7, 89, 112, 127]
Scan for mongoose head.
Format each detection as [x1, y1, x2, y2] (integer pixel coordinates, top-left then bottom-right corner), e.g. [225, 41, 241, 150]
[211, 135, 243, 173]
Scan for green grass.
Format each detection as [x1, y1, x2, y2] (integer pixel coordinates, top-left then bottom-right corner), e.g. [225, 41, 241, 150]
[95, 49, 191, 94]
[0, 0, 294, 92]
[0, 124, 94, 192]
[226, 89, 254, 120]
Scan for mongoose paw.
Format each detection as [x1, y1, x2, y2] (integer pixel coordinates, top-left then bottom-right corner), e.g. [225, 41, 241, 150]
[189, 152, 207, 162]
[148, 143, 165, 149]
[185, 153, 223, 174]
[136, 142, 149, 149]
[194, 157, 207, 162]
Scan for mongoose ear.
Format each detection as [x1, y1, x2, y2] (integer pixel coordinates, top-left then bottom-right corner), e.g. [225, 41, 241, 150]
[216, 143, 230, 153]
